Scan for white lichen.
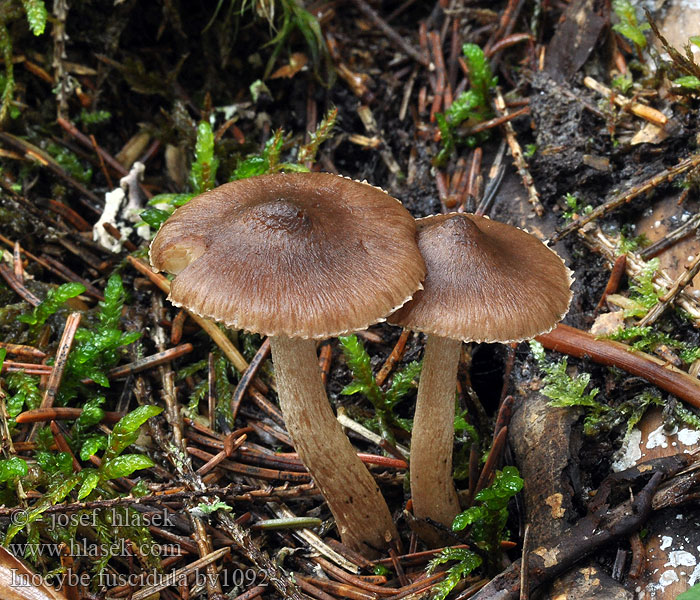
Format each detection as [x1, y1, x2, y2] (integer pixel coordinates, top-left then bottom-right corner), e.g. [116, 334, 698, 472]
[666, 550, 697, 568]
[93, 161, 155, 252]
[677, 428, 700, 447]
[646, 424, 673, 449]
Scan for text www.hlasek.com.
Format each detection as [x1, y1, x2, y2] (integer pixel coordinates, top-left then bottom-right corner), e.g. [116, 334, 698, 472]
[7, 538, 180, 558]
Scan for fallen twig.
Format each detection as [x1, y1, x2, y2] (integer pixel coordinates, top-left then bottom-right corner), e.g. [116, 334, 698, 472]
[0, 341, 46, 359]
[596, 254, 627, 311]
[638, 253, 700, 326]
[0, 263, 40, 306]
[105, 343, 194, 380]
[583, 76, 668, 126]
[470, 471, 664, 599]
[126, 256, 263, 387]
[350, 0, 429, 68]
[553, 153, 700, 242]
[15, 407, 123, 424]
[579, 226, 700, 322]
[376, 330, 411, 386]
[492, 88, 542, 216]
[230, 338, 270, 423]
[40, 312, 82, 411]
[640, 212, 700, 260]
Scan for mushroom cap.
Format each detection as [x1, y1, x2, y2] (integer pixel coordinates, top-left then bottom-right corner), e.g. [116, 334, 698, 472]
[388, 213, 573, 342]
[149, 172, 426, 339]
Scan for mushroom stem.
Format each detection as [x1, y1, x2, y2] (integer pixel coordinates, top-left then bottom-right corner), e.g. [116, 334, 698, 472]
[269, 335, 399, 557]
[410, 335, 462, 545]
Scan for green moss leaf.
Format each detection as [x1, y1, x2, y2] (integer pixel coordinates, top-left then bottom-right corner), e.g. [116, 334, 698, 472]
[140, 207, 173, 229]
[105, 405, 163, 460]
[0, 457, 28, 481]
[428, 547, 482, 600]
[612, 0, 648, 48]
[147, 193, 193, 207]
[338, 335, 382, 407]
[80, 436, 107, 461]
[113, 405, 163, 436]
[190, 121, 219, 193]
[674, 76, 700, 90]
[100, 454, 155, 480]
[18, 282, 85, 326]
[77, 469, 100, 500]
[21, 0, 47, 36]
[4, 474, 81, 545]
[77, 397, 105, 430]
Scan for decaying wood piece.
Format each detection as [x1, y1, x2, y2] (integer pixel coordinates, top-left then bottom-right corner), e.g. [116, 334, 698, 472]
[509, 393, 580, 546]
[548, 567, 633, 600]
[509, 391, 633, 599]
[471, 471, 665, 600]
[544, 0, 606, 82]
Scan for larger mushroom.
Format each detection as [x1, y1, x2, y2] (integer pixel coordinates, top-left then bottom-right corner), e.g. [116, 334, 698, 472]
[150, 172, 426, 556]
[388, 213, 572, 544]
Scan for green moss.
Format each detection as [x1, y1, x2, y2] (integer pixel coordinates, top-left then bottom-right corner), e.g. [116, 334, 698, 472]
[339, 334, 421, 442]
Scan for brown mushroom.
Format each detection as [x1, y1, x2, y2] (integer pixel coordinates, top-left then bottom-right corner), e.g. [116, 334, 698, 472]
[150, 172, 426, 556]
[388, 213, 573, 545]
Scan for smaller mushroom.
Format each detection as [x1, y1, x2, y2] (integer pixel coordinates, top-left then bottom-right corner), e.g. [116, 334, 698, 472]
[388, 213, 573, 546]
[150, 172, 426, 556]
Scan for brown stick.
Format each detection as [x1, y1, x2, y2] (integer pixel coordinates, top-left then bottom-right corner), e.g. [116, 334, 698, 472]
[126, 256, 261, 387]
[41, 312, 82, 410]
[0, 342, 46, 359]
[314, 556, 398, 595]
[89, 133, 114, 189]
[318, 341, 333, 386]
[376, 330, 411, 386]
[187, 446, 312, 483]
[105, 344, 193, 380]
[0, 132, 102, 212]
[638, 253, 700, 326]
[39, 254, 104, 300]
[457, 106, 529, 137]
[44, 198, 92, 231]
[0, 263, 40, 306]
[584, 77, 668, 126]
[57, 116, 128, 177]
[12, 242, 22, 281]
[474, 426, 508, 496]
[596, 254, 627, 311]
[493, 88, 542, 216]
[170, 309, 187, 345]
[15, 407, 124, 424]
[462, 147, 483, 212]
[230, 338, 270, 423]
[536, 324, 700, 409]
[196, 428, 252, 477]
[50, 420, 81, 471]
[349, 0, 429, 68]
[1, 360, 52, 374]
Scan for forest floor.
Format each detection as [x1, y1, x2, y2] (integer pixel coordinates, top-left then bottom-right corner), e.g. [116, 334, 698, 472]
[1, 1, 700, 599]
